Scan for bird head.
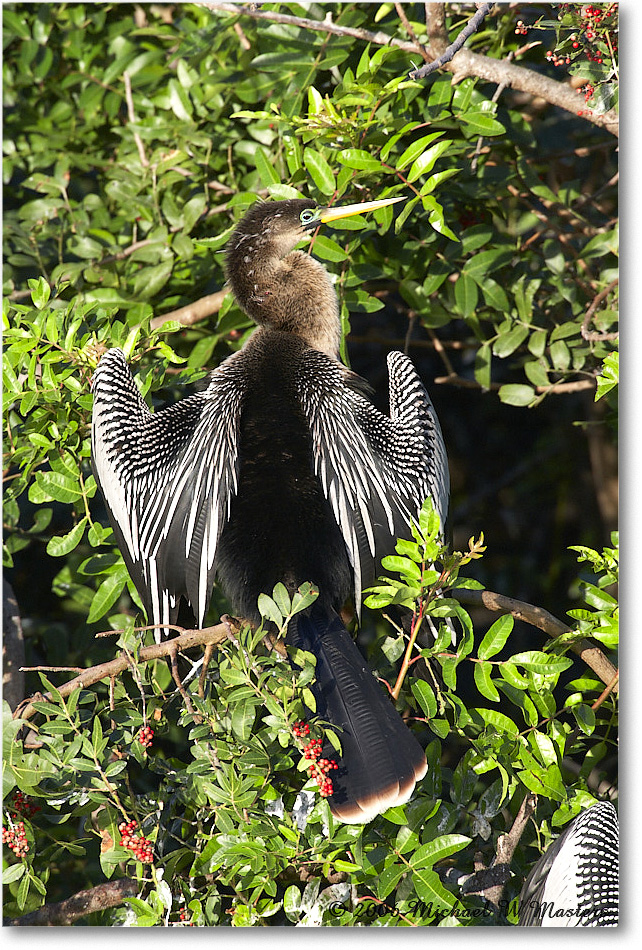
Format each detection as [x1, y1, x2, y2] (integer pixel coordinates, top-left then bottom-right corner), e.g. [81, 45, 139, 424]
[227, 196, 406, 262]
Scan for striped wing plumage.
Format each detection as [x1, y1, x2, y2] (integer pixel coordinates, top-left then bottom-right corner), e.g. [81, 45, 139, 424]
[519, 801, 619, 927]
[91, 348, 244, 634]
[297, 349, 449, 612]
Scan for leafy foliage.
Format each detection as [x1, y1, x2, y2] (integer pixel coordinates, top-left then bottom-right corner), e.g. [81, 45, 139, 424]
[3, 2, 617, 927]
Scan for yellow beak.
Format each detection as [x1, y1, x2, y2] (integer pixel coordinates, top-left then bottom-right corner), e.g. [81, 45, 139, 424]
[319, 196, 406, 224]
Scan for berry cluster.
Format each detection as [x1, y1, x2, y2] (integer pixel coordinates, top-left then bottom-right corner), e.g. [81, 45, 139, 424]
[298, 734, 339, 798]
[138, 725, 154, 749]
[546, 49, 572, 67]
[9, 790, 40, 818]
[541, 2, 618, 81]
[292, 720, 310, 738]
[3, 821, 29, 857]
[576, 81, 596, 116]
[514, 20, 528, 36]
[179, 907, 194, 926]
[118, 820, 154, 863]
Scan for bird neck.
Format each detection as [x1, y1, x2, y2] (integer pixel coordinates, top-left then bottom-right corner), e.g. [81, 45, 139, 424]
[228, 245, 342, 360]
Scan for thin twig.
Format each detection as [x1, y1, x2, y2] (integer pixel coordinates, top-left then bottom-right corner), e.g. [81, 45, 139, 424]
[428, 328, 455, 377]
[581, 278, 619, 342]
[403, 312, 416, 356]
[409, 2, 494, 80]
[198, 642, 216, 698]
[123, 71, 148, 168]
[395, 3, 429, 61]
[434, 372, 596, 396]
[168, 643, 200, 719]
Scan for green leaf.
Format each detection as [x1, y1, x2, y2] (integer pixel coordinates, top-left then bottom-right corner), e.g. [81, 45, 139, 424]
[303, 148, 335, 196]
[498, 384, 535, 407]
[3, 863, 26, 885]
[87, 567, 129, 623]
[337, 148, 382, 172]
[474, 342, 492, 390]
[407, 140, 451, 183]
[410, 834, 470, 869]
[510, 651, 573, 675]
[474, 661, 500, 701]
[396, 132, 444, 170]
[28, 276, 51, 309]
[31, 471, 82, 504]
[459, 112, 506, 136]
[475, 708, 519, 736]
[412, 679, 437, 719]
[46, 518, 87, 557]
[132, 260, 173, 301]
[478, 615, 513, 660]
[254, 146, 280, 188]
[454, 274, 478, 317]
[493, 324, 529, 359]
[168, 78, 192, 121]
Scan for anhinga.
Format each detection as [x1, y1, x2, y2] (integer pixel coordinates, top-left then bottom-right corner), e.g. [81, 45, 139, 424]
[91, 196, 450, 823]
[518, 802, 619, 927]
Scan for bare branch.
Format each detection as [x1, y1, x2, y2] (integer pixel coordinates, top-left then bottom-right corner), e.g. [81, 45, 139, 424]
[200, 2, 414, 52]
[7, 878, 139, 926]
[581, 278, 619, 342]
[477, 793, 538, 912]
[123, 71, 148, 168]
[434, 372, 596, 395]
[409, 2, 494, 80]
[14, 619, 286, 722]
[451, 588, 618, 692]
[395, 3, 429, 61]
[150, 289, 228, 330]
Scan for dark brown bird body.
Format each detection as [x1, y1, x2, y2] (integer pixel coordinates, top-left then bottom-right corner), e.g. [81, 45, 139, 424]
[91, 196, 450, 822]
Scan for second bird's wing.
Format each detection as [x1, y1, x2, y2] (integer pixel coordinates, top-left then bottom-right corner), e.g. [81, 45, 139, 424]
[297, 349, 449, 611]
[91, 348, 245, 633]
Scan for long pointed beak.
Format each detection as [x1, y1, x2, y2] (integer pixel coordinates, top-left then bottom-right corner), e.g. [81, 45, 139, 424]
[318, 196, 406, 224]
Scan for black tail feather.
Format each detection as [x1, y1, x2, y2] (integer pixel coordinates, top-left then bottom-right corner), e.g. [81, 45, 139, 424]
[287, 605, 427, 823]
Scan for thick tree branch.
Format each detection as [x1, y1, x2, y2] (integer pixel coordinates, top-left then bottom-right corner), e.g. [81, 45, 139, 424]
[6, 878, 139, 926]
[150, 289, 227, 330]
[451, 588, 618, 692]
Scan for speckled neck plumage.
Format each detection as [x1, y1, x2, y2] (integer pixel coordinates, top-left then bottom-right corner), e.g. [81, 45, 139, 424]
[225, 200, 341, 359]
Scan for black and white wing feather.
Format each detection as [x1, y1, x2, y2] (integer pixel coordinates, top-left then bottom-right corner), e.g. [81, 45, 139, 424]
[519, 801, 619, 927]
[297, 349, 449, 611]
[91, 348, 244, 633]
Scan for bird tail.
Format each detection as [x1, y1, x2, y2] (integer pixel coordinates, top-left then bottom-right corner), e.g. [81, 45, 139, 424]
[287, 605, 427, 824]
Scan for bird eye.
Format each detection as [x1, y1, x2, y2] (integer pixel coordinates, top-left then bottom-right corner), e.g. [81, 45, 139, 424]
[300, 209, 316, 225]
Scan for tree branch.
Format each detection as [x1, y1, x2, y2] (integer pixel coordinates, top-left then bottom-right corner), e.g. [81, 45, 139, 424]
[581, 277, 619, 342]
[150, 289, 228, 330]
[6, 878, 139, 926]
[434, 372, 596, 395]
[408, 2, 493, 80]
[451, 588, 618, 692]
[14, 619, 286, 722]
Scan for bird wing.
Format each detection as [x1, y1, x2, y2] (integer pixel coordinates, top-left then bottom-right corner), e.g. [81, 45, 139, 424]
[297, 349, 449, 611]
[91, 347, 245, 632]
